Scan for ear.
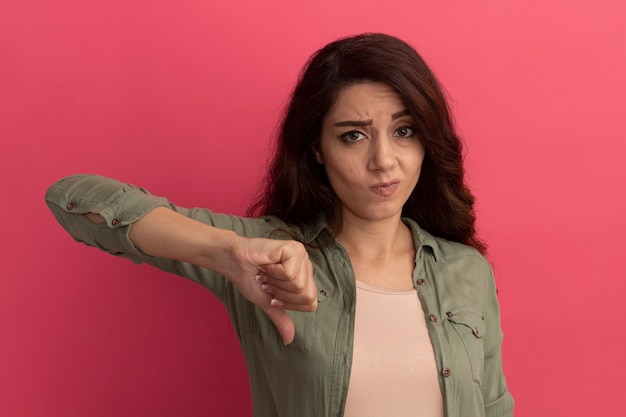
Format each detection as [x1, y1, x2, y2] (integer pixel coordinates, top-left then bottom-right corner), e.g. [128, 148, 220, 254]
[314, 150, 324, 164]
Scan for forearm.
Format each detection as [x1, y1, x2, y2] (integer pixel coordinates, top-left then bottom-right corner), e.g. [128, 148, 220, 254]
[129, 206, 241, 277]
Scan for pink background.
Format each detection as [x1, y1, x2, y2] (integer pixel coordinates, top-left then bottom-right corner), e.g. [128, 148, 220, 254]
[1, 0, 625, 416]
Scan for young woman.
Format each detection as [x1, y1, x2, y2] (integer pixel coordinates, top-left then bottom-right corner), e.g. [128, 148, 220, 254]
[46, 33, 514, 417]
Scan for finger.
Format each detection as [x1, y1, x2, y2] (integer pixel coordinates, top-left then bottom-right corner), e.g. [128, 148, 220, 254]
[264, 285, 317, 308]
[261, 284, 274, 295]
[260, 263, 310, 291]
[262, 305, 295, 345]
[277, 299, 318, 313]
[259, 245, 308, 281]
[252, 240, 305, 272]
[259, 263, 291, 283]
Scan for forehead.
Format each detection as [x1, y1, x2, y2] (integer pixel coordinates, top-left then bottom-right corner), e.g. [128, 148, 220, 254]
[326, 82, 406, 120]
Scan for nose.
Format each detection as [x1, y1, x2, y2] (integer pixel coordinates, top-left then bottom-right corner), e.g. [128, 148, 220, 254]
[367, 134, 398, 172]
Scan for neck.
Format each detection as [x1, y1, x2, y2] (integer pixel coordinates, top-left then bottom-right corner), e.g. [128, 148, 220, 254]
[334, 213, 417, 290]
[335, 214, 413, 260]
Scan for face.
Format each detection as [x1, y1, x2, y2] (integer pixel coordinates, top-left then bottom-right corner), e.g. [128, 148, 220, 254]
[318, 82, 425, 225]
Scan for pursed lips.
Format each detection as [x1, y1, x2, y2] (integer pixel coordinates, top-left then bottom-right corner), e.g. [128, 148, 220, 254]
[370, 180, 400, 197]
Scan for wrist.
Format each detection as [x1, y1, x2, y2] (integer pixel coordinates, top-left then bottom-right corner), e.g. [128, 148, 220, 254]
[196, 227, 242, 278]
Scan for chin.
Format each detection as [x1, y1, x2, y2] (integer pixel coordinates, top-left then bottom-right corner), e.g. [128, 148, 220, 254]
[361, 207, 404, 222]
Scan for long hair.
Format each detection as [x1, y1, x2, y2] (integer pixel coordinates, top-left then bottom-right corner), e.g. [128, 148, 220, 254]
[248, 33, 486, 254]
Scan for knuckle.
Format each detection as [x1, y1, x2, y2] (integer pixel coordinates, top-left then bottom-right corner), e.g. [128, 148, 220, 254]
[304, 294, 318, 306]
[305, 301, 318, 312]
[289, 241, 306, 256]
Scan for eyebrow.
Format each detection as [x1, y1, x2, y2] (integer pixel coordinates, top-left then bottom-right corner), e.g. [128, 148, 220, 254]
[333, 109, 411, 127]
[391, 109, 410, 119]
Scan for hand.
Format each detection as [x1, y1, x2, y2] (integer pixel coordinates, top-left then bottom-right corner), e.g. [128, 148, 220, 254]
[225, 237, 318, 345]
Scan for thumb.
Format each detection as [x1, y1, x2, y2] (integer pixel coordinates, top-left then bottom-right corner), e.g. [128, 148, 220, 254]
[263, 306, 295, 345]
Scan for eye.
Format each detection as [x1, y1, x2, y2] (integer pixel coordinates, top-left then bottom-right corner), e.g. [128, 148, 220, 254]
[394, 126, 416, 138]
[340, 130, 367, 142]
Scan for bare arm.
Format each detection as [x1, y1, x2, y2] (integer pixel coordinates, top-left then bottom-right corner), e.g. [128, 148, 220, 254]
[85, 209, 239, 276]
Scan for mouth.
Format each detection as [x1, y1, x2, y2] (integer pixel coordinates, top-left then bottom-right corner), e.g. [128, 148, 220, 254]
[370, 180, 400, 197]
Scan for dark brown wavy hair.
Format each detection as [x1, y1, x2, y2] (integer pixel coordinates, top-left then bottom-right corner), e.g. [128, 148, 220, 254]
[248, 33, 486, 254]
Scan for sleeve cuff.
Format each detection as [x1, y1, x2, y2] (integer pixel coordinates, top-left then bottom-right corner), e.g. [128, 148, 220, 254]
[45, 174, 170, 263]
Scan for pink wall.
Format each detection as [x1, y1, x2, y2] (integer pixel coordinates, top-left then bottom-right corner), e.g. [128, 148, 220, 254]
[2, 1, 625, 416]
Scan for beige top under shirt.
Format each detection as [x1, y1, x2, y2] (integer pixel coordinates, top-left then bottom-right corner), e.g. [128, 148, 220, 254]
[343, 280, 444, 417]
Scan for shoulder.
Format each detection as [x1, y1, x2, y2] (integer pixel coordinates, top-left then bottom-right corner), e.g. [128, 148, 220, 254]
[405, 218, 494, 298]
[405, 217, 489, 266]
[433, 236, 489, 266]
[430, 237, 492, 289]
